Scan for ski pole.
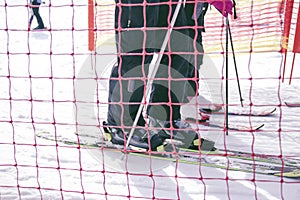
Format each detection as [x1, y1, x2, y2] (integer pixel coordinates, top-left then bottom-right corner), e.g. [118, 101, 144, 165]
[225, 17, 229, 136]
[125, 0, 184, 150]
[227, 19, 243, 107]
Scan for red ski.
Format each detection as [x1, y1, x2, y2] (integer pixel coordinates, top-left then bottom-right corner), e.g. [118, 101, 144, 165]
[185, 117, 264, 132]
[200, 108, 276, 117]
[285, 102, 300, 107]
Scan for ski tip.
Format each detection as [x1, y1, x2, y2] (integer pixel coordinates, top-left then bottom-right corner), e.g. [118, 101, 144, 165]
[250, 108, 276, 117]
[272, 108, 277, 113]
[255, 124, 265, 130]
[274, 169, 300, 178]
[269, 107, 277, 115]
[285, 102, 300, 107]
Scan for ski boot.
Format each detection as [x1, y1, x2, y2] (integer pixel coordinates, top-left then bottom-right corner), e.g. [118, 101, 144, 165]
[147, 117, 215, 151]
[102, 121, 149, 150]
[33, 26, 47, 31]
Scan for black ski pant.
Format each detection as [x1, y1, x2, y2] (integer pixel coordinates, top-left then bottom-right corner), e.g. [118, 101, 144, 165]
[107, 0, 198, 129]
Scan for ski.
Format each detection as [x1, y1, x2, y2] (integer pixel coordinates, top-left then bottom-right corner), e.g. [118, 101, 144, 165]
[174, 152, 300, 178]
[285, 102, 300, 107]
[179, 148, 300, 168]
[185, 117, 264, 131]
[134, 147, 300, 178]
[36, 131, 300, 167]
[36, 131, 300, 178]
[200, 107, 276, 117]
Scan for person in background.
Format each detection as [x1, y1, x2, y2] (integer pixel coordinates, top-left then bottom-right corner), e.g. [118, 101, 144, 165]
[28, 0, 45, 30]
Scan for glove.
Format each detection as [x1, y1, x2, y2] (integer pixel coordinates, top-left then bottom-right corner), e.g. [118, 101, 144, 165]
[207, 0, 233, 17]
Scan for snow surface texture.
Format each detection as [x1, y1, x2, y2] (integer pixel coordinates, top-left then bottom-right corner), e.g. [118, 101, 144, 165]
[0, 0, 300, 199]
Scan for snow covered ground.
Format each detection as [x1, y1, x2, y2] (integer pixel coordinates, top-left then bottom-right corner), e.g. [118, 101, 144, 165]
[0, 0, 300, 199]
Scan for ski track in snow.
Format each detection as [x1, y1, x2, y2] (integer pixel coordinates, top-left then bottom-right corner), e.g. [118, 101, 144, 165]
[1, 0, 300, 199]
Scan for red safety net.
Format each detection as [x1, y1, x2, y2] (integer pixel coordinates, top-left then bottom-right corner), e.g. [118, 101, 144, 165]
[1, 0, 300, 199]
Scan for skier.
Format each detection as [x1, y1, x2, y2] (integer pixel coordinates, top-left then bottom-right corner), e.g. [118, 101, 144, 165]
[28, 0, 45, 30]
[184, 1, 209, 99]
[105, 0, 233, 151]
[185, 0, 234, 107]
